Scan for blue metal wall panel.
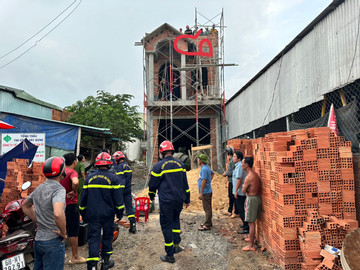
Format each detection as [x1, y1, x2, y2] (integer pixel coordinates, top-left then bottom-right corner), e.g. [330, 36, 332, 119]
[0, 91, 53, 119]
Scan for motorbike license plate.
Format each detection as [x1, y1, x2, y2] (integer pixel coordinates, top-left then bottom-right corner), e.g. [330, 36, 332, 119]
[1, 253, 25, 270]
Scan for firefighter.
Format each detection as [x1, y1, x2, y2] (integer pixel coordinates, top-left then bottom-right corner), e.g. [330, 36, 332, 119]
[79, 152, 124, 270]
[112, 151, 136, 233]
[148, 140, 191, 263]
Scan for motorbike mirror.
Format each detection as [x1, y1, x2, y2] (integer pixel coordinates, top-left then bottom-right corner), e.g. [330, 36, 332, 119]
[21, 181, 31, 191]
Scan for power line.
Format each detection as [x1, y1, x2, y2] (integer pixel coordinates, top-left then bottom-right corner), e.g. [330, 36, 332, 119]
[255, 52, 284, 138]
[0, 0, 82, 70]
[0, 0, 77, 60]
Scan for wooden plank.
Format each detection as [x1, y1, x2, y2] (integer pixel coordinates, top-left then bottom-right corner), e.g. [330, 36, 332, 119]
[191, 145, 212, 151]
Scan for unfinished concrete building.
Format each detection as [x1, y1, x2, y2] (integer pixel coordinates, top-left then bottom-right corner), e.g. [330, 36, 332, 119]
[140, 11, 228, 170]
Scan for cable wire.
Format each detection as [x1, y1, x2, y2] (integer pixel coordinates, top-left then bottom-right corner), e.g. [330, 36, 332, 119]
[255, 52, 284, 138]
[0, 0, 77, 60]
[0, 0, 82, 70]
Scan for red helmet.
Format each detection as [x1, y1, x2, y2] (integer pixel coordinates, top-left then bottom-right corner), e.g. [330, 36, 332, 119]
[95, 152, 113, 167]
[159, 140, 175, 154]
[43, 157, 65, 178]
[112, 151, 125, 160]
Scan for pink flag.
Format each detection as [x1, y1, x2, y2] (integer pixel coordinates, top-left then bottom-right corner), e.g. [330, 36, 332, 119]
[327, 103, 339, 136]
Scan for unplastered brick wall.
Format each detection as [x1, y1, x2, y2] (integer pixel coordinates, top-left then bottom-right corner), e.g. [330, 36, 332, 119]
[1, 159, 45, 210]
[250, 127, 358, 270]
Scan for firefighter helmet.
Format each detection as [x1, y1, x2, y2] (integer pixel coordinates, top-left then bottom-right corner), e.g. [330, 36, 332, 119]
[95, 152, 113, 167]
[43, 157, 65, 178]
[159, 140, 175, 154]
[112, 151, 125, 160]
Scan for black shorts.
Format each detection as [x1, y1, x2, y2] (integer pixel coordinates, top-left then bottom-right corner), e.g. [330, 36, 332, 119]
[65, 204, 80, 237]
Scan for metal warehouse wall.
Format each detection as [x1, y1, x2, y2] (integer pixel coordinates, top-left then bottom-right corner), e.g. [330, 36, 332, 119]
[226, 0, 360, 139]
[0, 91, 53, 119]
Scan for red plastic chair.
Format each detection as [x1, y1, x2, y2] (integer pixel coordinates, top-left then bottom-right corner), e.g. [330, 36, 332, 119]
[135, 197, 150, 222]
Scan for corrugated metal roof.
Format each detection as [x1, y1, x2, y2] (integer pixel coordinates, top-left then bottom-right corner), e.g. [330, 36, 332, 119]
[0, 85, 63, 111]
[226, 0, 345, 104]
[226, 0, 360, 138]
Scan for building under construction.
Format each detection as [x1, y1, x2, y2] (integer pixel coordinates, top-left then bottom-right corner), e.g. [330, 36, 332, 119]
[140, 10, 230, 170]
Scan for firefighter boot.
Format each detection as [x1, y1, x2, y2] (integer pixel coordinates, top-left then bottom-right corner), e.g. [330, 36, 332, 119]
[87, 261, 98, 270]
[129, 220, 137, 233]
[160, 255, 175, 263]
[174, 244, 183, 254]
[100, 255, 114, 270]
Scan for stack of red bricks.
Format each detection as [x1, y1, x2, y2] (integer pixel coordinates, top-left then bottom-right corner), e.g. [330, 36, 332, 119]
[298, 210, 357, 269]
[314, 249, 342, 270]
[226, 138, 253, 156]
[251, 127, 358, 270]
[0, 159, 45, 210]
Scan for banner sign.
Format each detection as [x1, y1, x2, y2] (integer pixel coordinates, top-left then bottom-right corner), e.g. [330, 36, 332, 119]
[1, 133, 46, 162]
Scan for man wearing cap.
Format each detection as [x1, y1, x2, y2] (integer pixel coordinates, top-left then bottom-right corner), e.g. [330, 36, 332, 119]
[197, 154, 214, 231]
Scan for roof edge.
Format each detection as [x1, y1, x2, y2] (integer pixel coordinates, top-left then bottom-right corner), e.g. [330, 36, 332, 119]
[226, 0, 345, 105]
[0, 85, 63, 111]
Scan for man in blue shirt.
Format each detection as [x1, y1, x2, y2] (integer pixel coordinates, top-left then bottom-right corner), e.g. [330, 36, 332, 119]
[197, 154, 214, 231]
[232, 151, 249, 234]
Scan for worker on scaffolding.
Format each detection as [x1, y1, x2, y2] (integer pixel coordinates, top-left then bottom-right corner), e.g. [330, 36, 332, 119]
[148, 140, 190, 263]
[184, 25, 193, 35]
[211, 24, 218, 35]
[113, 151, 136, 234]
[79, 152, 124, 270]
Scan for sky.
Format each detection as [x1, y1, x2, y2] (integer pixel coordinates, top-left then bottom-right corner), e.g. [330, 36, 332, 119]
[0, 0, 332, 111]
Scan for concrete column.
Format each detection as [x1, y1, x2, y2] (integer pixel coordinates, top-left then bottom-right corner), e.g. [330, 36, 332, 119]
[149, 53, 154, 100]
[215, 115, 221, 171]
[214, 47, 220, 98]
[286, 116, 290, 131]
[147, 111, 154, 169]
[181, 54, 186, 100]
[76, 127, 81, 156]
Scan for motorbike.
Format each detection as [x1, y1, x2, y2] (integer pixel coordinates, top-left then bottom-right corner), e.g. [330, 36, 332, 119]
[0, 181, 36, 270]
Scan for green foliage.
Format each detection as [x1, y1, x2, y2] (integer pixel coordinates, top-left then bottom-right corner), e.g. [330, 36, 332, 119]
[65, 90, 143, 145]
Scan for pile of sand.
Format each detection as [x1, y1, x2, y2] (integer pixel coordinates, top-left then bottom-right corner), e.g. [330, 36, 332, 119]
[136, 168, 229, 213]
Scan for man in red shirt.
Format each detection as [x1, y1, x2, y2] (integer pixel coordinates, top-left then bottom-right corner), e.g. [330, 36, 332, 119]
[61, 153, 86, 264]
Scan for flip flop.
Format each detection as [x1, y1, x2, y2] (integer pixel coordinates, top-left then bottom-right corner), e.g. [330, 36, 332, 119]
[68, 256, 87, 264]
[242, 246, 256, 251]
[198, 226, 210, 231]
[244, 238, 250, 242]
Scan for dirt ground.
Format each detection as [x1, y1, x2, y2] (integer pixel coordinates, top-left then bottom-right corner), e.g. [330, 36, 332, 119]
[54, 162, 278, 269]
[62, 209, 277, 270]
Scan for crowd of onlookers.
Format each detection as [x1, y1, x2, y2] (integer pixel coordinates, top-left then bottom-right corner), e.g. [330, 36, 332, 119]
[194, 147, 261, 251]
[22, 149, 134, 270]
[221, 147, 262, 251]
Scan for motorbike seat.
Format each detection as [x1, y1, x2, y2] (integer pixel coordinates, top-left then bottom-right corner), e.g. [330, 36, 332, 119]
[0, 230, 31, 245]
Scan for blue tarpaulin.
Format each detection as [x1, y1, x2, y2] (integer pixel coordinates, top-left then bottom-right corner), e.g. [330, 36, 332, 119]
[0, 138, 38, 196]
[0, 113, 78, 151]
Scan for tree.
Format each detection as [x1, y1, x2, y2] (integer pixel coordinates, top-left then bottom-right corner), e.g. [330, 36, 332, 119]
[65, 90, 143, 147]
